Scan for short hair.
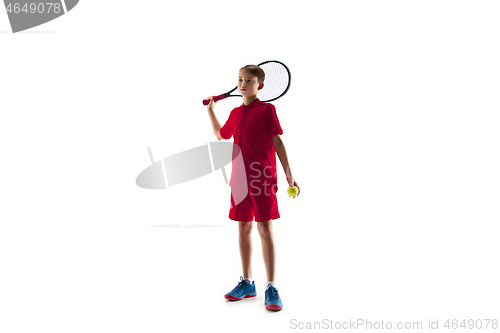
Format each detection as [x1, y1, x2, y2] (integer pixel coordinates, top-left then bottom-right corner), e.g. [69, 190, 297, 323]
[240, 65, 265, 83]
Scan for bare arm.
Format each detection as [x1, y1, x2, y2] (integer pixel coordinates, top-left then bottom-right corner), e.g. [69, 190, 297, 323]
[205, 96, 223, 141]
[272, 134, 300, 196]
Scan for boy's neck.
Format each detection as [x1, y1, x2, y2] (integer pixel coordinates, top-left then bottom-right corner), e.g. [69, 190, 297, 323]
[243, 95, 258, 106]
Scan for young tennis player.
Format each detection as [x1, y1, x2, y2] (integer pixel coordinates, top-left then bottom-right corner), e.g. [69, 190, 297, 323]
[205, 64, 300, 311]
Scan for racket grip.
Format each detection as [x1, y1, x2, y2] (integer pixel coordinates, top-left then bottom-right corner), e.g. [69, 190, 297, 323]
[203, 94, 226, 106]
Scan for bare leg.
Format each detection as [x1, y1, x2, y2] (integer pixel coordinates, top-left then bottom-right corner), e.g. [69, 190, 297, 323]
[238, 221, 253, 278]
[257, 220, 276, 282]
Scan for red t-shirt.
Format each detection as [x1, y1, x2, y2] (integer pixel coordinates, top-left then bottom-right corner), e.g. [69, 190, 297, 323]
[220, 99, 283, 190]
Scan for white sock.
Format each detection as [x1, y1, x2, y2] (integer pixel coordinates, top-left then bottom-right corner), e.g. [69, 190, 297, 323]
[266, 281, 277, 289]
[243, 277, 253, 284]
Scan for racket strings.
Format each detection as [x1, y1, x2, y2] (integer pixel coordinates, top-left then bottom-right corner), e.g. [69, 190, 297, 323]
[258, 62, 290, 102]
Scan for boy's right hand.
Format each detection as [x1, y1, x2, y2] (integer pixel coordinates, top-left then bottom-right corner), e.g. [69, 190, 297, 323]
[205, 96, 217, 111]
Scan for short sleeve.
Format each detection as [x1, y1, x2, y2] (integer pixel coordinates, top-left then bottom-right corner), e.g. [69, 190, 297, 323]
[220, 117, 232, 139]
[266, 104, 283, 139]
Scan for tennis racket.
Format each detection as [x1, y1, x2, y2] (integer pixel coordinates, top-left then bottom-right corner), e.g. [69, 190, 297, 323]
[202, 60, 291, 106]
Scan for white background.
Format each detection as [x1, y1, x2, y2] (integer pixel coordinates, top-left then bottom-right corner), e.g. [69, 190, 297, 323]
[1, 1, 499, 332]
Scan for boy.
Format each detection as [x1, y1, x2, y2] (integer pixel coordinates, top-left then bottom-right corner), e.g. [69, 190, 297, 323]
[205, 64, 300, 311]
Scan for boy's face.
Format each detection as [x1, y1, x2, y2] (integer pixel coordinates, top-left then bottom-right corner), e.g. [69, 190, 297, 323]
[238, 69, 264, 98]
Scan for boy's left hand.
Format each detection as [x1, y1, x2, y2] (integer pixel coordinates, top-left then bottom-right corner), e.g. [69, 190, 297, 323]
[287, 176, 300, 198]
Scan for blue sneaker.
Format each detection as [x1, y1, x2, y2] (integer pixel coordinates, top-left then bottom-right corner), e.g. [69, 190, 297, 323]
[265, 285, 283, 311]
[224, 277, 257, 301]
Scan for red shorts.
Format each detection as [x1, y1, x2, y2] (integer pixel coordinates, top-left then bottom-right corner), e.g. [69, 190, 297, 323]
[229, 182, 280, 222]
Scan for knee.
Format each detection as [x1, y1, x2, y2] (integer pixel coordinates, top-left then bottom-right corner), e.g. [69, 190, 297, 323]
[257, 223, 273, 239]
[238, 222, 253, 235]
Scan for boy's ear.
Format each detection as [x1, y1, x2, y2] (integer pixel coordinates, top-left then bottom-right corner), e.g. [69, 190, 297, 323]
[258, 82, 264, 90]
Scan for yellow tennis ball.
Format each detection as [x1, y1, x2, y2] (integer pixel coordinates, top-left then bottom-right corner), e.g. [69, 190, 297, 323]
[287, 186, 298, 198]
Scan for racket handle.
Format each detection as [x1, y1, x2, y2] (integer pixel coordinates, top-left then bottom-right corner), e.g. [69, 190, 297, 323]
[203, 93, 227, 106]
